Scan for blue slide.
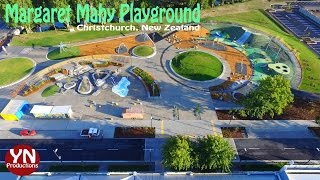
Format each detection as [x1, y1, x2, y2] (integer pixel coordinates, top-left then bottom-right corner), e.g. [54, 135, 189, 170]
[236, 31, 251, 45]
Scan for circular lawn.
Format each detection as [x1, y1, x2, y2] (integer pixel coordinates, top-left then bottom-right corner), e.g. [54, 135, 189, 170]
[133, 45, 154, 57]
[171, 51, 223, 81]
[0, 57, 34, 86]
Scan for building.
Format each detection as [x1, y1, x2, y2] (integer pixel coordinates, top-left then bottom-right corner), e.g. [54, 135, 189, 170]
[30, 105, 73, 119]
[2, 165, 318, 180]
[0, 100, 29, 121]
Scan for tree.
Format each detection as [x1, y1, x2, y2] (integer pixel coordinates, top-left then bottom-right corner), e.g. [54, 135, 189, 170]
[162, 136, 193, 171]
[187, 0, 198, 8]
[0, 0, 34, 31]
[193, 103, 203, 120]
[194, 135, 235, 172]
[237, 75, 294, 119]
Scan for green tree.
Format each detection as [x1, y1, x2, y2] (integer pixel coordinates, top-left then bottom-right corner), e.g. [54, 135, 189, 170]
[193, 103, 203, 120]
[237, 75, 294, 119]
[194, 135, 235, 172]
[0, 0, 34, 30]
[200, 0, 210, 9]
[187, 0, 198, 8]
[162, 136, 193, 171]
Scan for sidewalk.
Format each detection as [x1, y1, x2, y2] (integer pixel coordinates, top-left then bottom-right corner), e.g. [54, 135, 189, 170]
[0, 119, 317, 139]
[215, 120, 318, 138]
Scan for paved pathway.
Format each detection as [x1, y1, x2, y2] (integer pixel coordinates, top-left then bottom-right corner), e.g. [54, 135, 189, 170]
[0, 119, 317, 139]
[215, 120, 318, 138]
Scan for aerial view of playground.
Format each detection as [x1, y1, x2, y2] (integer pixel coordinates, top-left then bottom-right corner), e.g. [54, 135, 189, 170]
[0, 0, 320, 178]
[0, 0, 319, 123]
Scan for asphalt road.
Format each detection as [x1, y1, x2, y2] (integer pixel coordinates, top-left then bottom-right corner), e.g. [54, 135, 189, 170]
[0, 139, 145, 162]
[235, 139, 320, 161]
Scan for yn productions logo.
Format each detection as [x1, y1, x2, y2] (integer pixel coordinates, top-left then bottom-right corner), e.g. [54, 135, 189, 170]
[5, 144, 40, 176]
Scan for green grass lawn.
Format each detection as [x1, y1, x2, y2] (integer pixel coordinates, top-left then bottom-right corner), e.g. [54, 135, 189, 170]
[48, 165, 99, 172]
[47, 46, 80, 60]
[240, 163, 286, 171]
[202, 10, 320, 93]
[171, 51, 223, 81]
[0, 57, 34, 86]
[11, 23, 134, 47]
[41, 85, 59, 97]
[133, 45, 154, 57]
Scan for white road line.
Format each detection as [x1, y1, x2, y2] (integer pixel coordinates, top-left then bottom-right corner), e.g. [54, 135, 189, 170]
[248, 148, 260, 150]
[316, 148, 320, 152]
[107, 149, 118, 151]
[0, 149, 9, 151]
[71, 149, 83, 151]
[284, 148, 296, 150]
[35, 149, 47, 151]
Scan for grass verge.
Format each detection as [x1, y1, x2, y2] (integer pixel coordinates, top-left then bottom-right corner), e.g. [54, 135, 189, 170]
[11, 24, 133, 47]
[47, 46, 81, 60]
[240, 163, 286, 171]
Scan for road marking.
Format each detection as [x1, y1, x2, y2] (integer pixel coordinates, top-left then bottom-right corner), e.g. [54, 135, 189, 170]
[210, 119, 216, 135]
[161, 120, 164, 135]
[107, 149, 118, 151]
[0, 149, 9, 151]
[143, 148, 153, 151]
[71, 149, 83, 151]
[284, 148, 296, 150]
[249, 148, 260, 150]
[35, 149, 47, 151]
[316, 148, 320, 152]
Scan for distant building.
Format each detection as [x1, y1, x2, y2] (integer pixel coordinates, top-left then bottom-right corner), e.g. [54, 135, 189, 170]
[4, 165, 319, 180]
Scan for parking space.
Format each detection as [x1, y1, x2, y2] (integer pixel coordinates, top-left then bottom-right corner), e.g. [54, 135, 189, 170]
[270, 7, 320, 56]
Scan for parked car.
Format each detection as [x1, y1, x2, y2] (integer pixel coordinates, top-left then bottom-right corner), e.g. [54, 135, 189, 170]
[20, 129, 37, 136]
[80, 128, 102, 138]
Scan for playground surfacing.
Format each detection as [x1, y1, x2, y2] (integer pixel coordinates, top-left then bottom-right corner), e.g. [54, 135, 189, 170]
[79, 34, 154, 56]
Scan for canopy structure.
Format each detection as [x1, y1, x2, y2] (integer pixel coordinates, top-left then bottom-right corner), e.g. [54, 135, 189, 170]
[30, 105, 72, 119]
[0, 100, 29, 121]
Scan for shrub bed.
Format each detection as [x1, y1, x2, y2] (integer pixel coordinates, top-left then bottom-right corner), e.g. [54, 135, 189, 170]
[114, 127, 155, 138]
[132, 67, 160, 97]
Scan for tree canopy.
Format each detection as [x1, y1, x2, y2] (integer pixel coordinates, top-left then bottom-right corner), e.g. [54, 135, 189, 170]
[237, 75, 294, 119]
[162, 135, 235, 172]
[194, 135, 235, 172]
[162, 136, 193, 171]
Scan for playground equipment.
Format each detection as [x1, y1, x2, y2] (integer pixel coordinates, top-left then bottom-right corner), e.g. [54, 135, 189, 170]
[116, 43, 128, 54]
[59, 42, 67, 53]
[236, 31, 251, 45]
[112, 77, 131, 97]
[135, 32, 149, 42]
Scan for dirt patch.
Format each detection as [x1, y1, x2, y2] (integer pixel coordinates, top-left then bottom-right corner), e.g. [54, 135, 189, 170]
[114, 127, 155, 138]
[79, 35, 153, 56]
[221, 127, 248, 138]
[308, 127, 320, 138]
[217, 98, 320, 120]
